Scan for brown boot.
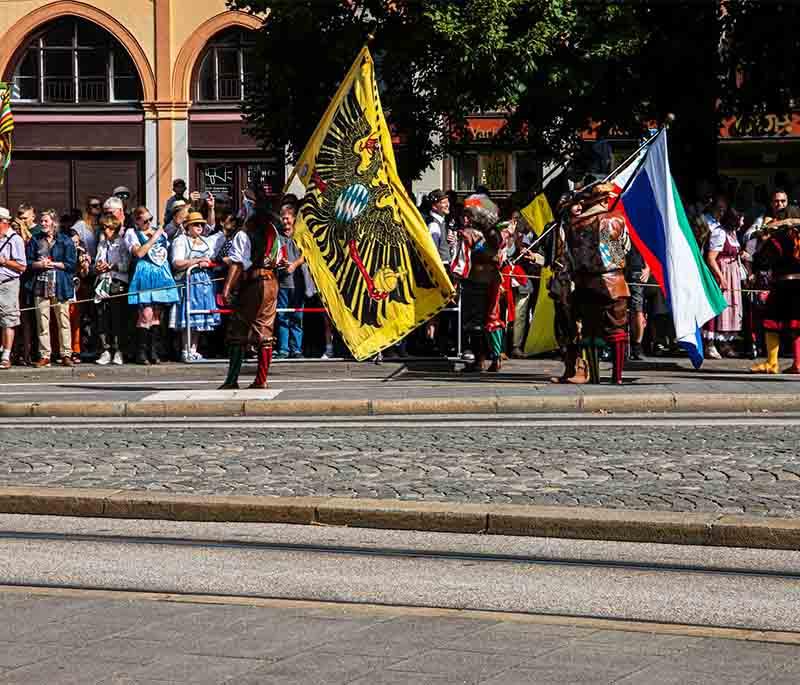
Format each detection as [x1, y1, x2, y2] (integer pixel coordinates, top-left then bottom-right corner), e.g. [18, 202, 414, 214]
[550, 345, 577, 384]
[565, 357, 589, 384]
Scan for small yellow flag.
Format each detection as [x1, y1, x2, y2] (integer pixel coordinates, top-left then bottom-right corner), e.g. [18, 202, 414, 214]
[520, 193, 559, 356]
[520, 193, 554, 235]
[284, 48, 454, 360]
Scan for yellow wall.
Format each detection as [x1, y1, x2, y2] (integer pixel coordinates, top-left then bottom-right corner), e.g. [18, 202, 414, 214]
[170, 0, 230, 71]
[0, 0, 156, 76]
[0, 1, 264, 210]
[0, 0, 259, 96]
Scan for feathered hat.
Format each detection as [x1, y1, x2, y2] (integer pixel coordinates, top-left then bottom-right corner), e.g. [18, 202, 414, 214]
[463, 193, 499, 231]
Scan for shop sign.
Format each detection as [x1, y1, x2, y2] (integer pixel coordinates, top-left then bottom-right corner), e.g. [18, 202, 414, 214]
[450, 117, 509, 143]
[200, 164, 234, 202]
[247, 163, 282, 195]
[719, 112, 800, 138]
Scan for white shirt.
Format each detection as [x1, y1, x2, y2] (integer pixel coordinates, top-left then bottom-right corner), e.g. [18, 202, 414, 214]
[123, 229, 144, 252]
[72, 220, 98, 259]
[428, 211, 451, 263]
[227, 231, 252, 271]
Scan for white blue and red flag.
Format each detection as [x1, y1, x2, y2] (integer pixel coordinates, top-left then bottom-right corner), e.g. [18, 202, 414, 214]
[611, 130, 726, 368]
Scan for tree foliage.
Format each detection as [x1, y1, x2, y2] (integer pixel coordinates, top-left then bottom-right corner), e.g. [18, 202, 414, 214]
[228, 0, 645, 181]
[228, 0, 800, 191]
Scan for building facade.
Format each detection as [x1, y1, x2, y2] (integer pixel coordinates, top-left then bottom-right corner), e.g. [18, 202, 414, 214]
[3, 3, 794, 218]
[0, 2, 545, 215]
[0, 0, 275, 217]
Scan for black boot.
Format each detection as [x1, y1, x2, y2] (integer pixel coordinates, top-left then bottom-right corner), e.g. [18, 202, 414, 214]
[135, 329, 150, 366]
[149, 326, 161, 365]
[585, 344, 601, 384]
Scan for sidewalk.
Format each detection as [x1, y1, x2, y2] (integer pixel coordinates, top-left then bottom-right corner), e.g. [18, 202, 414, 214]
[3, 589, 797, 684]
[1, 357, 800, 416]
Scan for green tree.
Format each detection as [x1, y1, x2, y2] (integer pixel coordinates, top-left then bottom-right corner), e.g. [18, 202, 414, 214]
[230, 0, 798, 195]
[228, 0, 645, 182]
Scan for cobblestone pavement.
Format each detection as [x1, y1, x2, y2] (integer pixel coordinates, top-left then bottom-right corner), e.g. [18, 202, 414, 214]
[3, 424, 800, 516]
[2, 591, 798, 684]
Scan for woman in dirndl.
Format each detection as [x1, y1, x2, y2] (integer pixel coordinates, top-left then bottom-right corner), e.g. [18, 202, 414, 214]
[126, 206, 180, 365]
[704, 209, 744, 358]
[169, 211, 223, 361]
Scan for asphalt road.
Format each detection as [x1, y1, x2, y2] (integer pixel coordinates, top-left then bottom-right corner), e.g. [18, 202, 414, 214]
[0, 514, 798, 632]
[1, 515, 800, 684]
[2, 417, 800, 515]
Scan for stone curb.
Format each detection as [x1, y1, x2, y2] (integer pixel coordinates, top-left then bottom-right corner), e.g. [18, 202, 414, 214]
[0, 360, 379, 379]
[1, 487, 799, 550]
[2, 392, 800, 417]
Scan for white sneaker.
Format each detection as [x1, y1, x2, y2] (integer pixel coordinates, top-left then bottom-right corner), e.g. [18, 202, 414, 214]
[96, 351, 111, 365]
[190, 351, 204, 361]
[321, 346, 334, 360]
[112, 351, 123, 366]
[181, 350, 192, 363]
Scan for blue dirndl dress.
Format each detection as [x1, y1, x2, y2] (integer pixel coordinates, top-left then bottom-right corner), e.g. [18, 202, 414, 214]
[128, 232, 180, 306]
[171, 235, 221, 331]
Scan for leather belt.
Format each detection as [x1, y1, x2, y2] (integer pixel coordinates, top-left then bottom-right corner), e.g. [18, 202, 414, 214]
[245, 267, 275, 281]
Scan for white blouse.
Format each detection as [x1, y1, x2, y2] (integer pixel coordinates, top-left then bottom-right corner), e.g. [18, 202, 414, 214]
[170, 233, 224, 264]
[708, 226, 739, 253]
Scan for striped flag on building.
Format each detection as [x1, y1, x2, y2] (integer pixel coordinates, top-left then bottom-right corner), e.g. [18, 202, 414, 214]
[0, 84, 14, 184]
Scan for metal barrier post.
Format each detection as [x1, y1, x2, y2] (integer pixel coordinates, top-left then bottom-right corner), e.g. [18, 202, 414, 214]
[456, 292, 462, 359]
[184, 265, 194, 362]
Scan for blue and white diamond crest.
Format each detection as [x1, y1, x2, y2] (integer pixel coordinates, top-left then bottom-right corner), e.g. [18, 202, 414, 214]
[334, 183, 370, 223]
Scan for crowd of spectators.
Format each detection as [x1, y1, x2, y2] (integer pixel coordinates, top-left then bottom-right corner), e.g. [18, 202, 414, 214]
[0, 174, 792, 371]
[0, 180, 335, 369]
[688, 183, 796, 361]
[413, 179, 796, 364]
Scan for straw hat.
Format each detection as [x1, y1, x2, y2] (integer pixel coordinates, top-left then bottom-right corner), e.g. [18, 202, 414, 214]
[185, 211, 207, 227]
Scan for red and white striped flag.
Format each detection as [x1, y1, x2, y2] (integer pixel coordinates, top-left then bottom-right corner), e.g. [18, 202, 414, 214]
[450, 239, 471, 278]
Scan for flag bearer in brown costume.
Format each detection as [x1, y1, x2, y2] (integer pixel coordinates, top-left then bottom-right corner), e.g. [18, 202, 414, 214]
[567, 184, 631, 384]
[547, 197, 588, 384]
[218, 207, 283, 389]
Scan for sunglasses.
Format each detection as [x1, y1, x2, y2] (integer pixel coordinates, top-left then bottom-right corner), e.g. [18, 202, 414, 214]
[89, 203, 101, 208]
[140, 216, 153, 223]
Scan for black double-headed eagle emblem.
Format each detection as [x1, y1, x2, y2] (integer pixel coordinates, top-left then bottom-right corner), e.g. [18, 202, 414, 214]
[299, 84, 437, 328]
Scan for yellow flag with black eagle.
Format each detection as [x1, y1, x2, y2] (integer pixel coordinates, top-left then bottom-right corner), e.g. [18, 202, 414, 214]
[284, 47, 454, 360]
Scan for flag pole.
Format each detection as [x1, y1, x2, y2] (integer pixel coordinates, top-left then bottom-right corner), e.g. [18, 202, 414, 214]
[516, 115, 676, 262]
[511, 220, 558, 265]
[579, 115, 673, 197]
[283, 42, 373, 194]
[607, 114, 674, 212]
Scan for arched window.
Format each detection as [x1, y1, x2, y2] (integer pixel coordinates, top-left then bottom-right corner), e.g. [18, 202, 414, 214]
[11, 17, 143, 104]
[196, 28, 256, 103]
